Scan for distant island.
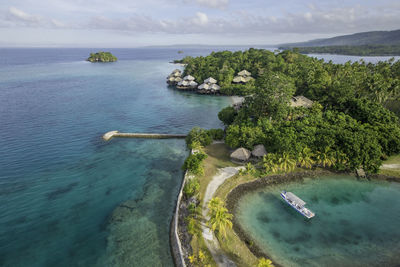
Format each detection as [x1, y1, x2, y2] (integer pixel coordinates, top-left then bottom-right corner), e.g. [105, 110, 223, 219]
[284, 45, 400, 56]
[279, 29, 400, 56]
[87, 52, 117, 63]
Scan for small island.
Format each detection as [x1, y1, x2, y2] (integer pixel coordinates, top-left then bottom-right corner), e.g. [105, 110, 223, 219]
[87, 52, 117, 63]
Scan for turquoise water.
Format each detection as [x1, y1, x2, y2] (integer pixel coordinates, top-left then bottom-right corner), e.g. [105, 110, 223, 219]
[1, 48, 398, 267]
[236, 176, 400, 267]
[0, 48, 231, 267]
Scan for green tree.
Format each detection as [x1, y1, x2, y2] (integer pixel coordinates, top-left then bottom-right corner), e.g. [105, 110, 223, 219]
[246, 73, 295, 120]
[257, 258, 275, 267]
[218, 106, 237, 125]
[277, 152, 297, 172]
[186, 127, 212, 148]
[182, 152, 207, 175]
[183, 178, 200, 198]
[207, 197, 233, 238]
[262, 153, 279, 174]
[297, 147, 314, 169]
[315, 147, 336, 168]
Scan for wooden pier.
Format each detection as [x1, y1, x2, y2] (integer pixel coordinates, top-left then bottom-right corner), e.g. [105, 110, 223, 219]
[103, 131, 187, 141]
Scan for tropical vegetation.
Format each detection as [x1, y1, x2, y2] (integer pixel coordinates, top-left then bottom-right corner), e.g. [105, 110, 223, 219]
[87, 51, 117, 62]
[175, 48, 400, 173]
[287, 45, 400, 56]
[207, 197, 233, 238]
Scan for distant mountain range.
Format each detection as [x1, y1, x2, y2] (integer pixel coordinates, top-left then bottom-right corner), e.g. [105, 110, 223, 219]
[280, 29, 400, 47]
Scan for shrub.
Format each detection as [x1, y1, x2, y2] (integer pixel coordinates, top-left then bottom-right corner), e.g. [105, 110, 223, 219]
[218, 106, 237, 125]
[207, 128, 224, 140]
[182, 152, 207, 175]
[183, 178, 200, 198]
[186, 127, 212, 147]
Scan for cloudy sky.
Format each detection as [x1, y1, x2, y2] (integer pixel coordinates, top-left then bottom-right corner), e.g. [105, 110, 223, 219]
[0, 0, 399, 47]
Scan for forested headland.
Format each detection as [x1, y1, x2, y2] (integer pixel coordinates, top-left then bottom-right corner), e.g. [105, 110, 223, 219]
[282, 45, 400, 56]
[179, 49, 400, 173]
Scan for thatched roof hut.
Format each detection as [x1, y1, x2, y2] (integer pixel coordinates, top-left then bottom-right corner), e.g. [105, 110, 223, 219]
[189, 81, 198, 88]
[198, 83, 210, 90]
[290, 96, 313, 108]
[230, 147, 251, 162]
[172, 69, 182, 77]
[233, 76, 246, 83]
[178, 80, 190, 86]
[210, 84, 220, 91]
[251, 144, 267, 158]
[233, 69, 253, 84]
[183, 75, 195, 81]
[238, 70, 251, 76]
[204, 77, 217, 84]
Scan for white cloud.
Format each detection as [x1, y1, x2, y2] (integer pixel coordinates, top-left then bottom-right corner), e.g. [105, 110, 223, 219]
[183, 0, 229, 9]
[2, 7, 66, 28]
[192, 12, 208, 26]
[8, 7, 42, 24]
[1, 3, 399, 40]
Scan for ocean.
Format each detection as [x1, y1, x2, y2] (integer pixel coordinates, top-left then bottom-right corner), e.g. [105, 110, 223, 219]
[0, 47, 232, 267]
[0, 47, 398, 267]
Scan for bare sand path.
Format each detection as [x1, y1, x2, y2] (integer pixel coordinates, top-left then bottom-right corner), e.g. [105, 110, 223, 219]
[381, 164, 400, 169]
[201, 166, 244, 267]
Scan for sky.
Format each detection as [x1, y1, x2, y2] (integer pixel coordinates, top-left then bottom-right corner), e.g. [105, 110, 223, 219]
[0, 0, 399, 47]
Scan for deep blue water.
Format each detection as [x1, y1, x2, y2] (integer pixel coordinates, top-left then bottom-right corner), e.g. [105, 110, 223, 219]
[0, 47, 398, 267]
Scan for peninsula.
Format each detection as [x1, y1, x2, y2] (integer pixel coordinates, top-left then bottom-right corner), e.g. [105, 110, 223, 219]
[170, 49, 400, 267]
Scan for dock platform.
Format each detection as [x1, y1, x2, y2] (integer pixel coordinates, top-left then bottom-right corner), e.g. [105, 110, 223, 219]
[103, 131, 187, 141]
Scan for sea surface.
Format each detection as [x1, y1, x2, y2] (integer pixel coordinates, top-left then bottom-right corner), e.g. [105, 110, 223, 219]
[0, 47, 233, 267]
[236, 176, 400, 267]
[0, 47, 399, 267]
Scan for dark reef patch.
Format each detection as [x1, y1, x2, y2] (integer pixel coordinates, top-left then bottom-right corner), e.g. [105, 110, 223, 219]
[47, 182, 79, 200]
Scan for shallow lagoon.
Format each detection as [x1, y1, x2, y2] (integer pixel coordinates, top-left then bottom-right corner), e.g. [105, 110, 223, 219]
[236, 176, 400, 267]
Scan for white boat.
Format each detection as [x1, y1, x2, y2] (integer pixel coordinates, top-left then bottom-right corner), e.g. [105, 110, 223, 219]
[280, 191, 315, 219]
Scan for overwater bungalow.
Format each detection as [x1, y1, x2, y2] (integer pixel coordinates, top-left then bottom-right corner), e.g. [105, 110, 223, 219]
[198, 83, 210, 90]
[176, 75, 198, 89]
[204, 77, 217, 84]
[183, 75, 195, 81]
[197, 77, 220, 94]
[167, 69, 183, 85]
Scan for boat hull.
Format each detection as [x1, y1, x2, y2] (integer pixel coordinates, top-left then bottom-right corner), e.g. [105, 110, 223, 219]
[281, 191, 315, 219]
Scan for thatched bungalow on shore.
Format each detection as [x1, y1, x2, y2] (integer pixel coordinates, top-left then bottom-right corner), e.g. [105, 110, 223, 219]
[233, 70, 253, 84]
[230, 147, 251, 162]
[290, 96, 313, 108]
[251, 144, 267, 158]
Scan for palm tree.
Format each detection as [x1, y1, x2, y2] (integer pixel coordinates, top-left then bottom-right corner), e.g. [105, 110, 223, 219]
[257, 258, 275, 267]
[262, 154, 279, 173]
[207, 197, 233, 238]
[208, 197, 224, 212]
[297, 147, 315, 169]
[245, 162, 256, 175]
[315, 147, 336, 168]
[277, 152, 296, 172]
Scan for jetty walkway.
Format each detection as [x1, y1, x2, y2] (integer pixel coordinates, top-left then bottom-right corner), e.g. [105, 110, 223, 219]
[103, 131, 187, 141]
